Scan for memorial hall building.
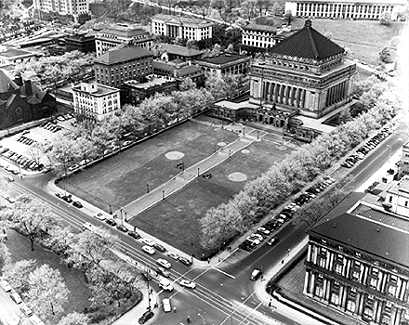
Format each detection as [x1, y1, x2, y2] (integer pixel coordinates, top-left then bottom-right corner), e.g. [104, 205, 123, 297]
[249, 20, 356, 121]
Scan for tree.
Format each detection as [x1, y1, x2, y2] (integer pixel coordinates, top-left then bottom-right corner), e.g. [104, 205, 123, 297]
[284, 9, 293, 24]
[26, 141, 47, 166]
[186, 39, 197, 49]
[9, 195, 57, 251]
[179, 78, 197, 91]
[379, 47, 393, 63]
[379, 11, 392, 26]
[26, 264, 70, 318]
[271, 2, 284, 16]
[0, 243, 11, 272]
[2, 259, 36, 293]
[48, 132, 81, 177]
[58, 312, 90, 325]
[205, 72, 228, 100]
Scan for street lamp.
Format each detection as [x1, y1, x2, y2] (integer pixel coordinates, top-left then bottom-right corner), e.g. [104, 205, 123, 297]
[197, 167, 200, 177]
[147, 184, 150, 193]
[162, 189, 165, 200]
[109, 204, 112, 214]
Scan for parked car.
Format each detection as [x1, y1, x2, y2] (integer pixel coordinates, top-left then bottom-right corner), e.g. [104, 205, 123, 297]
[116, 224, 128, 233]
[6, 175, 14, 182]
[105, 218, 116, 226]
[94, 212, 106, 221]
[239, 240, 256, 252]
[249, 268, 262, 281]
[138, 310, 154, 324]
[179, 280, 196, 289]
[246, 236, 260, 246]
[128, 231, 141, 239]
[156, 258, 171, 269]
[159, 279, 174, 292]
[156, 267, 170, 278]
[2, 194, 15, 204]
[20, 304, 33, 317]
[72, 201, 83, 208]
[0, 280, 12, 292]
[10, 291, 23, 304]
[142, 245, 155, 255]
[178, 256, 192, 267]
[141, 238, 154, 246]
[153, 242, 166, 252]
[257, 227, 270, 236]
[167, 252, 179, 260]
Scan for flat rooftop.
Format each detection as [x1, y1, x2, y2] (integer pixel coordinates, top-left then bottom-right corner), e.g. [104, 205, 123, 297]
[125, 77, 176, 90]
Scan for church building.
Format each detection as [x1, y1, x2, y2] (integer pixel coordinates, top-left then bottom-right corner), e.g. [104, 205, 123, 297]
[249, 20, 356, 121]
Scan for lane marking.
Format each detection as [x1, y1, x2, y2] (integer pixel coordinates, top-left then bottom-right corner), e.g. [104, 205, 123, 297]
[211, 266, 236, 279]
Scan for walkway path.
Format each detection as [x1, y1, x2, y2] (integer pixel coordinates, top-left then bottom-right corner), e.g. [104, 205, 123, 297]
[117, 129, 267, 218]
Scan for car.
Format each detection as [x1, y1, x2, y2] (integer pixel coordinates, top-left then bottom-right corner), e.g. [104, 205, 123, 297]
[162, 298, 172, 312]
[123, 140, 132, 146]
[249, 268, 262, 281]
[22, 130, 30, 135]
[239, 240, 256, 252]
[82, 222, 93, 231]
[138, 310, 154, 324]
[116, 224, 128, 233]
[3, 194, 15, 204]
[267, 236, 279, 246]
[159, 279, 174, 291]
[0, 280, 12, 292]
[20, 304, 33, 317]
[153, 242, 166, 252]
[179, 280, 196, 289]
[257, 227, 270, 236]
[6, 175, 14, 182]
[155, 267, 170, 278]
[10, 291, 23, 304]
[246, 236, 260, 245]
[141, 238, 154, 246]
[105, 218, 116, 226]
[94, 212, 106, 221]
[156, 258, 171, 269]
[72, 201, 83, 208]
[249, 233, 264, 242]
[62, 195, 73, 203]
[178, 256, 192, 266]
[128, 231, 141, 239]
[167, 252, 179, 260]
[141, 245, 155, 255]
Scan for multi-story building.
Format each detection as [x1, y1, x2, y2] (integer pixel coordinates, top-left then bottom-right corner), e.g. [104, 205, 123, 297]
[72, 81, 120, 122]
[95, 24, 153, 57]
[385, 175, 409, 217]
[33, 0, 90, 22]
[151, 14, 213, 41]
[121, 75, 178, 105]
[193, 53, 251, 76]
[399, 141, 409, 179]
[153, 43, 203, 62]
[65, 31, 96, 53]
[0, 45, 39, 68]
[249, 19, 356, 120]
[304, 198, 409, 325]
[240, 23, 292, 55]
[94, 47, 154, 88]
[0, 71, 56, 130]
[153, 60, 205, 87]
[285, 0, 407, 20]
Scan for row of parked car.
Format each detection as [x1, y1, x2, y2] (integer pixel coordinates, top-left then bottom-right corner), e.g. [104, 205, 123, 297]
[341, 127, 392, 168]
[0, 146, 42, 172]
[239, 177, 336, 253]
[41, 121, 62, 133]
[0, 279, 44, 324]
[17, 135, 37, 146]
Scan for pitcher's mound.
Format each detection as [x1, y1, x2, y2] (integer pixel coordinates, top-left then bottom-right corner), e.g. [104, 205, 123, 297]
[241, 149, 250, 154]
[228, 172, 247, 182]
[165, 151, 185, 160]
[217, 142, 227, 147]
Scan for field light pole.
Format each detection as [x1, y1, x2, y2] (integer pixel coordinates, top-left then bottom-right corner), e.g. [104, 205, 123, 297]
[147, 184, 150, 193]
[197, 167, 200, 177]
[109, 204, 112, 214]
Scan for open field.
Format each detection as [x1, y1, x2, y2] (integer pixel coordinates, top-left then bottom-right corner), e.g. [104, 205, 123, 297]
[127, 139, 294, 258]
[63, 120, 238, 212]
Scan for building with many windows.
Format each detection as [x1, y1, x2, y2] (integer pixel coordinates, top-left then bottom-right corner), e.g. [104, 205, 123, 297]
[249, 19, 356, 120]
[399, 141, 409, 179]
[95, 24, 153, 57]
[151, 14, 213, 41]
[33, 0, 90, 22]
[65, 31, 96, 53]
[72, 81, 120, 122]
[285, 0, 407, 20]
[385, 175, 409, 217]
[94, 47, 154, 88]
[304, 195, 409, 325]
[153, 60, 205, 87]
[193, 53, 251, 76]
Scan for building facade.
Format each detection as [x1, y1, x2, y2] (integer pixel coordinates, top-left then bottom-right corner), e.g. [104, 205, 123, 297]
[249, 20, 356, 119]
[285, 0, 407, 20]
[304, 209, 409, 325]
[95, 24, 153, 57]
[153, 43, 203, 62]
[65, 32, 96, 53]
[193, 53, 251, 76]
[94, 47, 154, 88]
[0, 46, 39, 68]
[72, 81, 120, 122]
[0, 71, 56, 130]
[385, 176, 409, 217]
[399, 141, 409, 179]
[33, 0, 90, 21]
[153, 60, 205, 87]
[151, 14, 213, 41]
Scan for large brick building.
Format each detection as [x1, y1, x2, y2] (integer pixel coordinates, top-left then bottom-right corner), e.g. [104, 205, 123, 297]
[0, 70, 56, 130]
[94, 47, 154, 88]
[304, 195, 409, 325]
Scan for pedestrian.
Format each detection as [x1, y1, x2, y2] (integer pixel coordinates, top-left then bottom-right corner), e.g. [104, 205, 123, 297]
[154, 302, 158, 309]
[173, 306, 177, 313]
[187, 316, 191, 323]
[207, 258, 210, 264]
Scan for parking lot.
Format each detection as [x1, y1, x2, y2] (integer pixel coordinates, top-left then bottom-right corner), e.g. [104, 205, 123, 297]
[0, 114, 75, 175]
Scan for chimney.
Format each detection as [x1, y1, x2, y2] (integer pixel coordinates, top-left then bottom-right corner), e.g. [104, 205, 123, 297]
[15, 74, 23, 86]
[24, 80, 33, 96]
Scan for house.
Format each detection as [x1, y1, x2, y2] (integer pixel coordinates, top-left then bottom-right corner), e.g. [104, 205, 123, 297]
[153, 43, 203, 62]
[153, 60, 205, 87]
[193, 53, 251, 76]
[65, 31, 96, 53]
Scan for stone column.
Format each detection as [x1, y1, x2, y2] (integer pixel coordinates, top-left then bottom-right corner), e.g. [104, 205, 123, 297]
[281, 85, 286, 104]
[300, 89, 306, 108]
[276, 84, 281, 103]
[289, 87, 296, 107]
[270, 83, 275, 102]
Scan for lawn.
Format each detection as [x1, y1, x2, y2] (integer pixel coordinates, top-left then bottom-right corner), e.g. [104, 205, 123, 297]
[63, 121, 238, 212]
[127, 140, 294, 258]
[4, 229, 91, 322]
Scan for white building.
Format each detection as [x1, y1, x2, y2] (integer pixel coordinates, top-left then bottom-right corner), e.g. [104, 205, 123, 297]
[399, 141, 409, 179]
[95, 24, 153, 57]
[72, 82, 120, 122]
[151, 14, 213, 41]
[33, 0, 90, 20]
[386, 176, 409, 217]
[0, 45, 38, 68]
[285, 0, 407, 20]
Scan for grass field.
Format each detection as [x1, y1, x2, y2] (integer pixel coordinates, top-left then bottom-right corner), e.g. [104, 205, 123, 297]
[63, 121, 238, 212]
[127, 139, 294, 258]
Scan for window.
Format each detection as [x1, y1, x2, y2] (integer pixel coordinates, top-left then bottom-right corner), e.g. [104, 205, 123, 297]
[315, 285, 323, 297]
[369, 277, 377, 288]
[351, 270, 360, 281]
[346, 300, 356, 312]
[363, 307, 373, 321]
[330, 293, 339, 305]
[388, 285, 396, 296]
[334, 263, 343, 274]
